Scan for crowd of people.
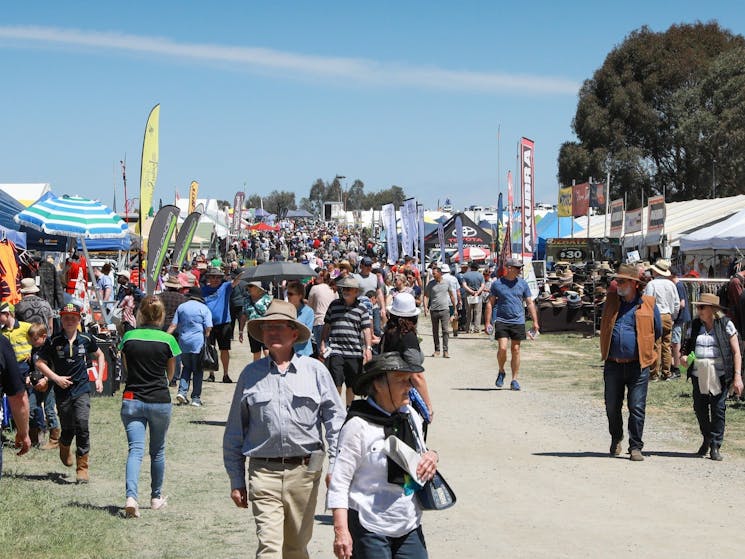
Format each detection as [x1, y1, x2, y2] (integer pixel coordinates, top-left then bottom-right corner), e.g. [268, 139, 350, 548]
[3, 223, 745, 557]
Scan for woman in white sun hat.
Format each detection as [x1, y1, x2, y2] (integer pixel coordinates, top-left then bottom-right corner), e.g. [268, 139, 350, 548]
[381, 293, 434, 426]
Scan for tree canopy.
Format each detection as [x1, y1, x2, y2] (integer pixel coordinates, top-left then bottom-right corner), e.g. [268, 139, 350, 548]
[558, 22, 745, 206]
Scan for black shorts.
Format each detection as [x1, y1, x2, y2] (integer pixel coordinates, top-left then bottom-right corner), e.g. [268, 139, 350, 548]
[493, 322, 526, 341]
[248, 333, 265, 354]
[326, 355, 363, 389]
[210, 322, 233, 350]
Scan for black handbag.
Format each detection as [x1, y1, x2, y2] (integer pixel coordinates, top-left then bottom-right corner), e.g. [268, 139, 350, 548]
[416, 470, 457, 510]
[201, 336, 219, 371]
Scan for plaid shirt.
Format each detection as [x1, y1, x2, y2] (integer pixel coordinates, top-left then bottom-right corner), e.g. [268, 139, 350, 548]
[160, 290, 186, 329]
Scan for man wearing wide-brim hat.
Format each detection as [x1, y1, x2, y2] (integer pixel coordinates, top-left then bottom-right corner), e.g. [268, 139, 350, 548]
[643, 258, 680, 381]
[599, 263, 662, 462]
[223, 299, 345, 558]
[321, 275, 373, 406]
[15, 277, 54, 332]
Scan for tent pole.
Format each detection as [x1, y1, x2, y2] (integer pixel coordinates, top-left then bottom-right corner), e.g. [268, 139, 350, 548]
[81, 237, 110, 326]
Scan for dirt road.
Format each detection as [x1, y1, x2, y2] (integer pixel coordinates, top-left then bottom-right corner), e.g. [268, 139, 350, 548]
[205, 322, 745, 558]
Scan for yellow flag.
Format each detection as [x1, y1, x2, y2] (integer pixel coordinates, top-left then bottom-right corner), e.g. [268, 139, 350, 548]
[188, 180, 199, 215]
[557, 186, 573, 217]
[137, 104, 160, 234]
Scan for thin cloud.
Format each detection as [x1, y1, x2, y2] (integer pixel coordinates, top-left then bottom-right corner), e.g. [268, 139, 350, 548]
[0, 25, 580, 95]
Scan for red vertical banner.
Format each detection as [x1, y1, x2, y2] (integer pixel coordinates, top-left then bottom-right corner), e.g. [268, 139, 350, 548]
[519, 137, 535, 258]
[572, 182, 590, 217]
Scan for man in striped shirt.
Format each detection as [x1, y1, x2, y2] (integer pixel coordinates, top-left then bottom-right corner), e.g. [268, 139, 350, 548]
[320, 276, 373, 406]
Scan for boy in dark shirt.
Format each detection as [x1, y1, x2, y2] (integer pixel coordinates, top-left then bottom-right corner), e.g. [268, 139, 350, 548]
[36, 303, 104, 483]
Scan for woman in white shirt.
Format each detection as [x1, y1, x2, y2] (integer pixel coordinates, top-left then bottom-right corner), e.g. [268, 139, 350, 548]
[328, 352, 439, 559]
[683, 293, 743, 461]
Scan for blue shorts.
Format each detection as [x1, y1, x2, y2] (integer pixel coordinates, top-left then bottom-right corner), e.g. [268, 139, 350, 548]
[671, 324, 683, 345]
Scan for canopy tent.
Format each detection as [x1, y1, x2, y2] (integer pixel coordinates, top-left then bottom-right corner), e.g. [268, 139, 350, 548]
[679, 208, 745, 253]
[0, 189, 68, 251]
[570, 195, 745, 249]
[0, 183, 51, 207]
[285, 209, 313, 219]
[174, 199, 229, 239]
[534, 211, 584, 259]
[0, 225, 26, 249]
[250, 222, 280, 232]
[423, 212, 493, 249]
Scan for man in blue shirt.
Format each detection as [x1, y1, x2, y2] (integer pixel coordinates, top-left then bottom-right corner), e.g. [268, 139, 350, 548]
[671, 270, 691, 379]
[599, 263, 662, 462]
[484, 258, 539, 391]
[202, 268, 242, 383]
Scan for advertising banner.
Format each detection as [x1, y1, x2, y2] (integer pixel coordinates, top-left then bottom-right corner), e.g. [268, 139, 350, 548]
[557, 186, 573, 217]
[647, 195, 666, 232]
[455, 215, 464, 263]
[382, 203, 398, 264]
[171, 211, 202, 270]
[188, 181, 199, 215]
[609, 198, 625, 237]
[438, 222, 446, 263]
[146, 204, 179, 295]
[625, 208, 643, 234]
[520, 137, 535, 258]
[572, 182, 590, 217]
[589, 182, 606, 208]
[231, 191, 245, 237]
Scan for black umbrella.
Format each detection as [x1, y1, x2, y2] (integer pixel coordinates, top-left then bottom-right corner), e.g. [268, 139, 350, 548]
[240, 261, 318, 283]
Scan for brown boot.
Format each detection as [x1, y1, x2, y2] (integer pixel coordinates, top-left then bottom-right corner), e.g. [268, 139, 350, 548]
[59, 443, 74, 467]
[29, 427, 41, 447]
[42, 428, 61, 450]
[76, 453, 89, 484]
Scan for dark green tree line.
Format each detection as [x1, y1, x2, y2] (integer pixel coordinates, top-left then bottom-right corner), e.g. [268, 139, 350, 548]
[558, 22, 745, 206]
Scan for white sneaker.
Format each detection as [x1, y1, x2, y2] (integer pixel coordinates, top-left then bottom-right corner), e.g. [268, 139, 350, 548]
[176, 394, 187, 405]
[125, 497, 140, 518]
[190, 399, 202, 407]
[151, 495, 168, 510]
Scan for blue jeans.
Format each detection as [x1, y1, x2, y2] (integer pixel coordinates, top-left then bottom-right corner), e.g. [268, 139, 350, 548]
[179, 353, 203, 400]
[348, 508, 428, 559]
[603, 361, 649, 451]
[26, 385, 45, 430]
[692, 378, 728, 447]
[120, 399, 172, 499]
[30, 385, 59, 430]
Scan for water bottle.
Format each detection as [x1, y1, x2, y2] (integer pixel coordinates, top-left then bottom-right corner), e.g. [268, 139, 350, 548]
[486, 324, 494, 335]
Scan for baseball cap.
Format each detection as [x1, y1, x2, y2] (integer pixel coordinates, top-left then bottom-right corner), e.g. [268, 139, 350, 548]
[505, 257, 524, 268]
[60, 303, 82, 316]
[0, 302, 14, 314]
[361, 257, 373, 266]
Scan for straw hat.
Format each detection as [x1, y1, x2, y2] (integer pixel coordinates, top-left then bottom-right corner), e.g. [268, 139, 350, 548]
[20, 278, 40, 294]
[612, 263, 642, 283]
[163, 275, 182, 289]
[335, 276, 360, 290]
[650, 258, 671, 277]
[246, 299, 310, 344]
[246, 281, 266, 293]
[691, 293, 725, 310]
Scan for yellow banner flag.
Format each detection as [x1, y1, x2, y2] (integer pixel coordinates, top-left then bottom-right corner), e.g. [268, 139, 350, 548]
[188, 180, 199, 214]
[557, 186, 573, 217]
[137, 104, 160, 235]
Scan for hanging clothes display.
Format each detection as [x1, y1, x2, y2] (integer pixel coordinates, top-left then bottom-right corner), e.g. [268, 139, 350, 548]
[0, 240, 22, 304]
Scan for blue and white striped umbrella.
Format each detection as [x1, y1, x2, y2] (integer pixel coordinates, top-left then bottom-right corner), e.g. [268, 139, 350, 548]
[14, 194, 128, 239]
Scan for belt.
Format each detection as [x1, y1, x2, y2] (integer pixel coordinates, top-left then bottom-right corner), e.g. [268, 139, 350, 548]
[608, 357, 638, 364]
[253, 455, 311, 466]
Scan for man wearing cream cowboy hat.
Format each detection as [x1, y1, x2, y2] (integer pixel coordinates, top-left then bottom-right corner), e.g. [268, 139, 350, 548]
[223, 299, 345, 559]
[644, 258, 680, 381]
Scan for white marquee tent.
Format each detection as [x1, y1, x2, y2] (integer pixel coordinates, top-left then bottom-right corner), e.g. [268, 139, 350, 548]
[679, 207, 745, 253]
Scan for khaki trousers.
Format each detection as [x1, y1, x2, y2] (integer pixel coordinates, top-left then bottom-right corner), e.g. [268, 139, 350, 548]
[652, 313, 673, 378]
[247, 460, 322, 559]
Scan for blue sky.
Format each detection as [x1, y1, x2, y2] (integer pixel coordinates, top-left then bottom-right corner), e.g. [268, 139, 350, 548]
[1, 1, 743, 212]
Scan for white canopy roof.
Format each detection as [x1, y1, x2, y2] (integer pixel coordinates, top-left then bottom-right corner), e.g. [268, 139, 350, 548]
[0, 183, 51, 207]
[679, 207, 745, 253]
[570, 195, 745, 248]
